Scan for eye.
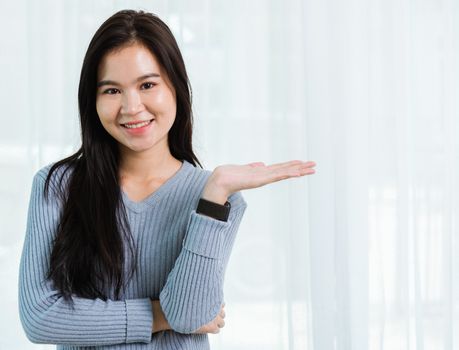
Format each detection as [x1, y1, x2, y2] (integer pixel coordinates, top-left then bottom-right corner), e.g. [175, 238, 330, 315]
[103, 88, 119, 95]
[141, 82, 157, 90]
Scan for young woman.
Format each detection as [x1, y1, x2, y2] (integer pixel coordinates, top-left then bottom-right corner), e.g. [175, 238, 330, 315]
[18, 9, 316, 350]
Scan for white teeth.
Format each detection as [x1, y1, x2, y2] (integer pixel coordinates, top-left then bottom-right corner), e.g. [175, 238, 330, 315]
[123, 120, 153, 129]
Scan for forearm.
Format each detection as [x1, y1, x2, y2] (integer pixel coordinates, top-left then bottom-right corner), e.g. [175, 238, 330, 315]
[19, 174, 153, 346]
[19, 286, 153, 345]
[159, 193, 247, 333]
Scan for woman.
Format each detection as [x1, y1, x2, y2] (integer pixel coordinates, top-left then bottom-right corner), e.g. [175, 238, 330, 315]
[18, 9, 316, 350]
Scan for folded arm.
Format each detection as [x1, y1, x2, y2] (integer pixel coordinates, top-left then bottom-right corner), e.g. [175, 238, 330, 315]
[18, 173, 154, 346]
[159, 190, 247, 333]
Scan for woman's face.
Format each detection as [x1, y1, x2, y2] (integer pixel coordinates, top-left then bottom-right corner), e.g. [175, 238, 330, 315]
[96, 42, 177, 156]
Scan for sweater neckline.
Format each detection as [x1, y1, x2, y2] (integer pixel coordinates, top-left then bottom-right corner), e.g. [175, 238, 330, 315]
[120, 159, 193, 213]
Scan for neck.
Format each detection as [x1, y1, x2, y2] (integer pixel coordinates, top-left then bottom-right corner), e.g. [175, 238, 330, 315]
[118, 144, 179, 181]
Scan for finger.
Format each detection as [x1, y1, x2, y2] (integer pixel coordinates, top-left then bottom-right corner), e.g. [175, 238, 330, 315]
[218, 319, 225, 328]
[268, 162, 313, 179]
[300, 161, 316, 168]
[220, 308, 226, 318]
[287, 163, 316, 175]
[296, 165, 316, 174]
[267, 159, 315, 170]
[284, 161, 316, 172]
[271, 163, 306, 178]
[267, 160, 304, 170]
[269, 165, 315, 182]
[280, 160, 316, 173]
[194, 326, 206, 334]
[247, 162, 265, 168]
[243, 160, 316, 187]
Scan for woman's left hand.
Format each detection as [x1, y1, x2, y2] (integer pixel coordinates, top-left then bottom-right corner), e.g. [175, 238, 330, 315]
[201, 160, 316, 204]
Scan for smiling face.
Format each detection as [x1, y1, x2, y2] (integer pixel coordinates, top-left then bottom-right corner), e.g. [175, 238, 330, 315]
[96, 42, 177, 158]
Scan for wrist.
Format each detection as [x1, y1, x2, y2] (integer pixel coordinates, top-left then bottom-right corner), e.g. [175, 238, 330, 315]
[201, 178, 229, 205]
[196, 197, 231, 222]
[151, 300, 170, 333]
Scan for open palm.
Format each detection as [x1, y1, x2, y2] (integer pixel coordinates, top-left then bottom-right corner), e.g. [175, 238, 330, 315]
[213, 160, 316, 195]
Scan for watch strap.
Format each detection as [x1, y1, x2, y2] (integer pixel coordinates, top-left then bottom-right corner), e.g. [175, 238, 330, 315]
[196, 198, 231, 222]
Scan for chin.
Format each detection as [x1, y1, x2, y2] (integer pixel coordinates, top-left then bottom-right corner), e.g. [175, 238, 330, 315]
[124, 143, 156, 153]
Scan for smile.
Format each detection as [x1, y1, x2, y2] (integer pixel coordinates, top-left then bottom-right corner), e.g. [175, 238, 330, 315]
[121, 119, 154, 129]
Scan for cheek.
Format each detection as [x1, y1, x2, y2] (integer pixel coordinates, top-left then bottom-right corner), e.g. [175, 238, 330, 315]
[151, 89, 176, 108]
[96, 98, 117, 124]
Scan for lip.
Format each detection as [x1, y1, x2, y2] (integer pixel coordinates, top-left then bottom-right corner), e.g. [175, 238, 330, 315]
[121, 119, 154, 135]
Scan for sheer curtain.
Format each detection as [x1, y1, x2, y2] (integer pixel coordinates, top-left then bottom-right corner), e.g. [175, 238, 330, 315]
[1, 0, 457, 349]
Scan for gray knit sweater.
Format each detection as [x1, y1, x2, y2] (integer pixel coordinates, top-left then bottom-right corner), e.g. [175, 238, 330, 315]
[18, 159, 247, 349]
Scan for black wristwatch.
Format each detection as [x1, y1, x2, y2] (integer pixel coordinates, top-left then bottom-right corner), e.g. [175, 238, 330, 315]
[196, 198, 231, 222]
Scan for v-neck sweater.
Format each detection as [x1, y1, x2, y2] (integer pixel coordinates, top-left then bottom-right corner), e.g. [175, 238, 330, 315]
[18, 159, 248, 350]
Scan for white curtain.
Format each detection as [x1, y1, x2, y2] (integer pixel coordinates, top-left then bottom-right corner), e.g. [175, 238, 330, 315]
[1, 0, 457, 349]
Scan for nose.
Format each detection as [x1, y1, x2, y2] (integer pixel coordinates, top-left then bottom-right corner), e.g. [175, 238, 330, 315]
[120, 90, 143, 115]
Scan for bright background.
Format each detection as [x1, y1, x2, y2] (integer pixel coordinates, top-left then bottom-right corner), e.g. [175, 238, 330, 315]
[1, 0, 458, 349]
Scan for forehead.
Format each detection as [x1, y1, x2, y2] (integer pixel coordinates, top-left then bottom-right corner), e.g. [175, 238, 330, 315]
[97, 43, 162, 80]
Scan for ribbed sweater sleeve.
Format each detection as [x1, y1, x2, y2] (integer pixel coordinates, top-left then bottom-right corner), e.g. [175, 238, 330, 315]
[18, 172, 154, 346]
[159, 191, 247, 333]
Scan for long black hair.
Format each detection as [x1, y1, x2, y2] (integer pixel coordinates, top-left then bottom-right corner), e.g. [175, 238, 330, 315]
[44, 9, 202, 306]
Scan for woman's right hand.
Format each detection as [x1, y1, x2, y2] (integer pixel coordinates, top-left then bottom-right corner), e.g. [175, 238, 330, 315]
[193, 303, 226, 334]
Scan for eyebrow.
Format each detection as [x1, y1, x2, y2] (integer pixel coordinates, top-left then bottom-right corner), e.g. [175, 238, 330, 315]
[97, 73, 161, 88]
